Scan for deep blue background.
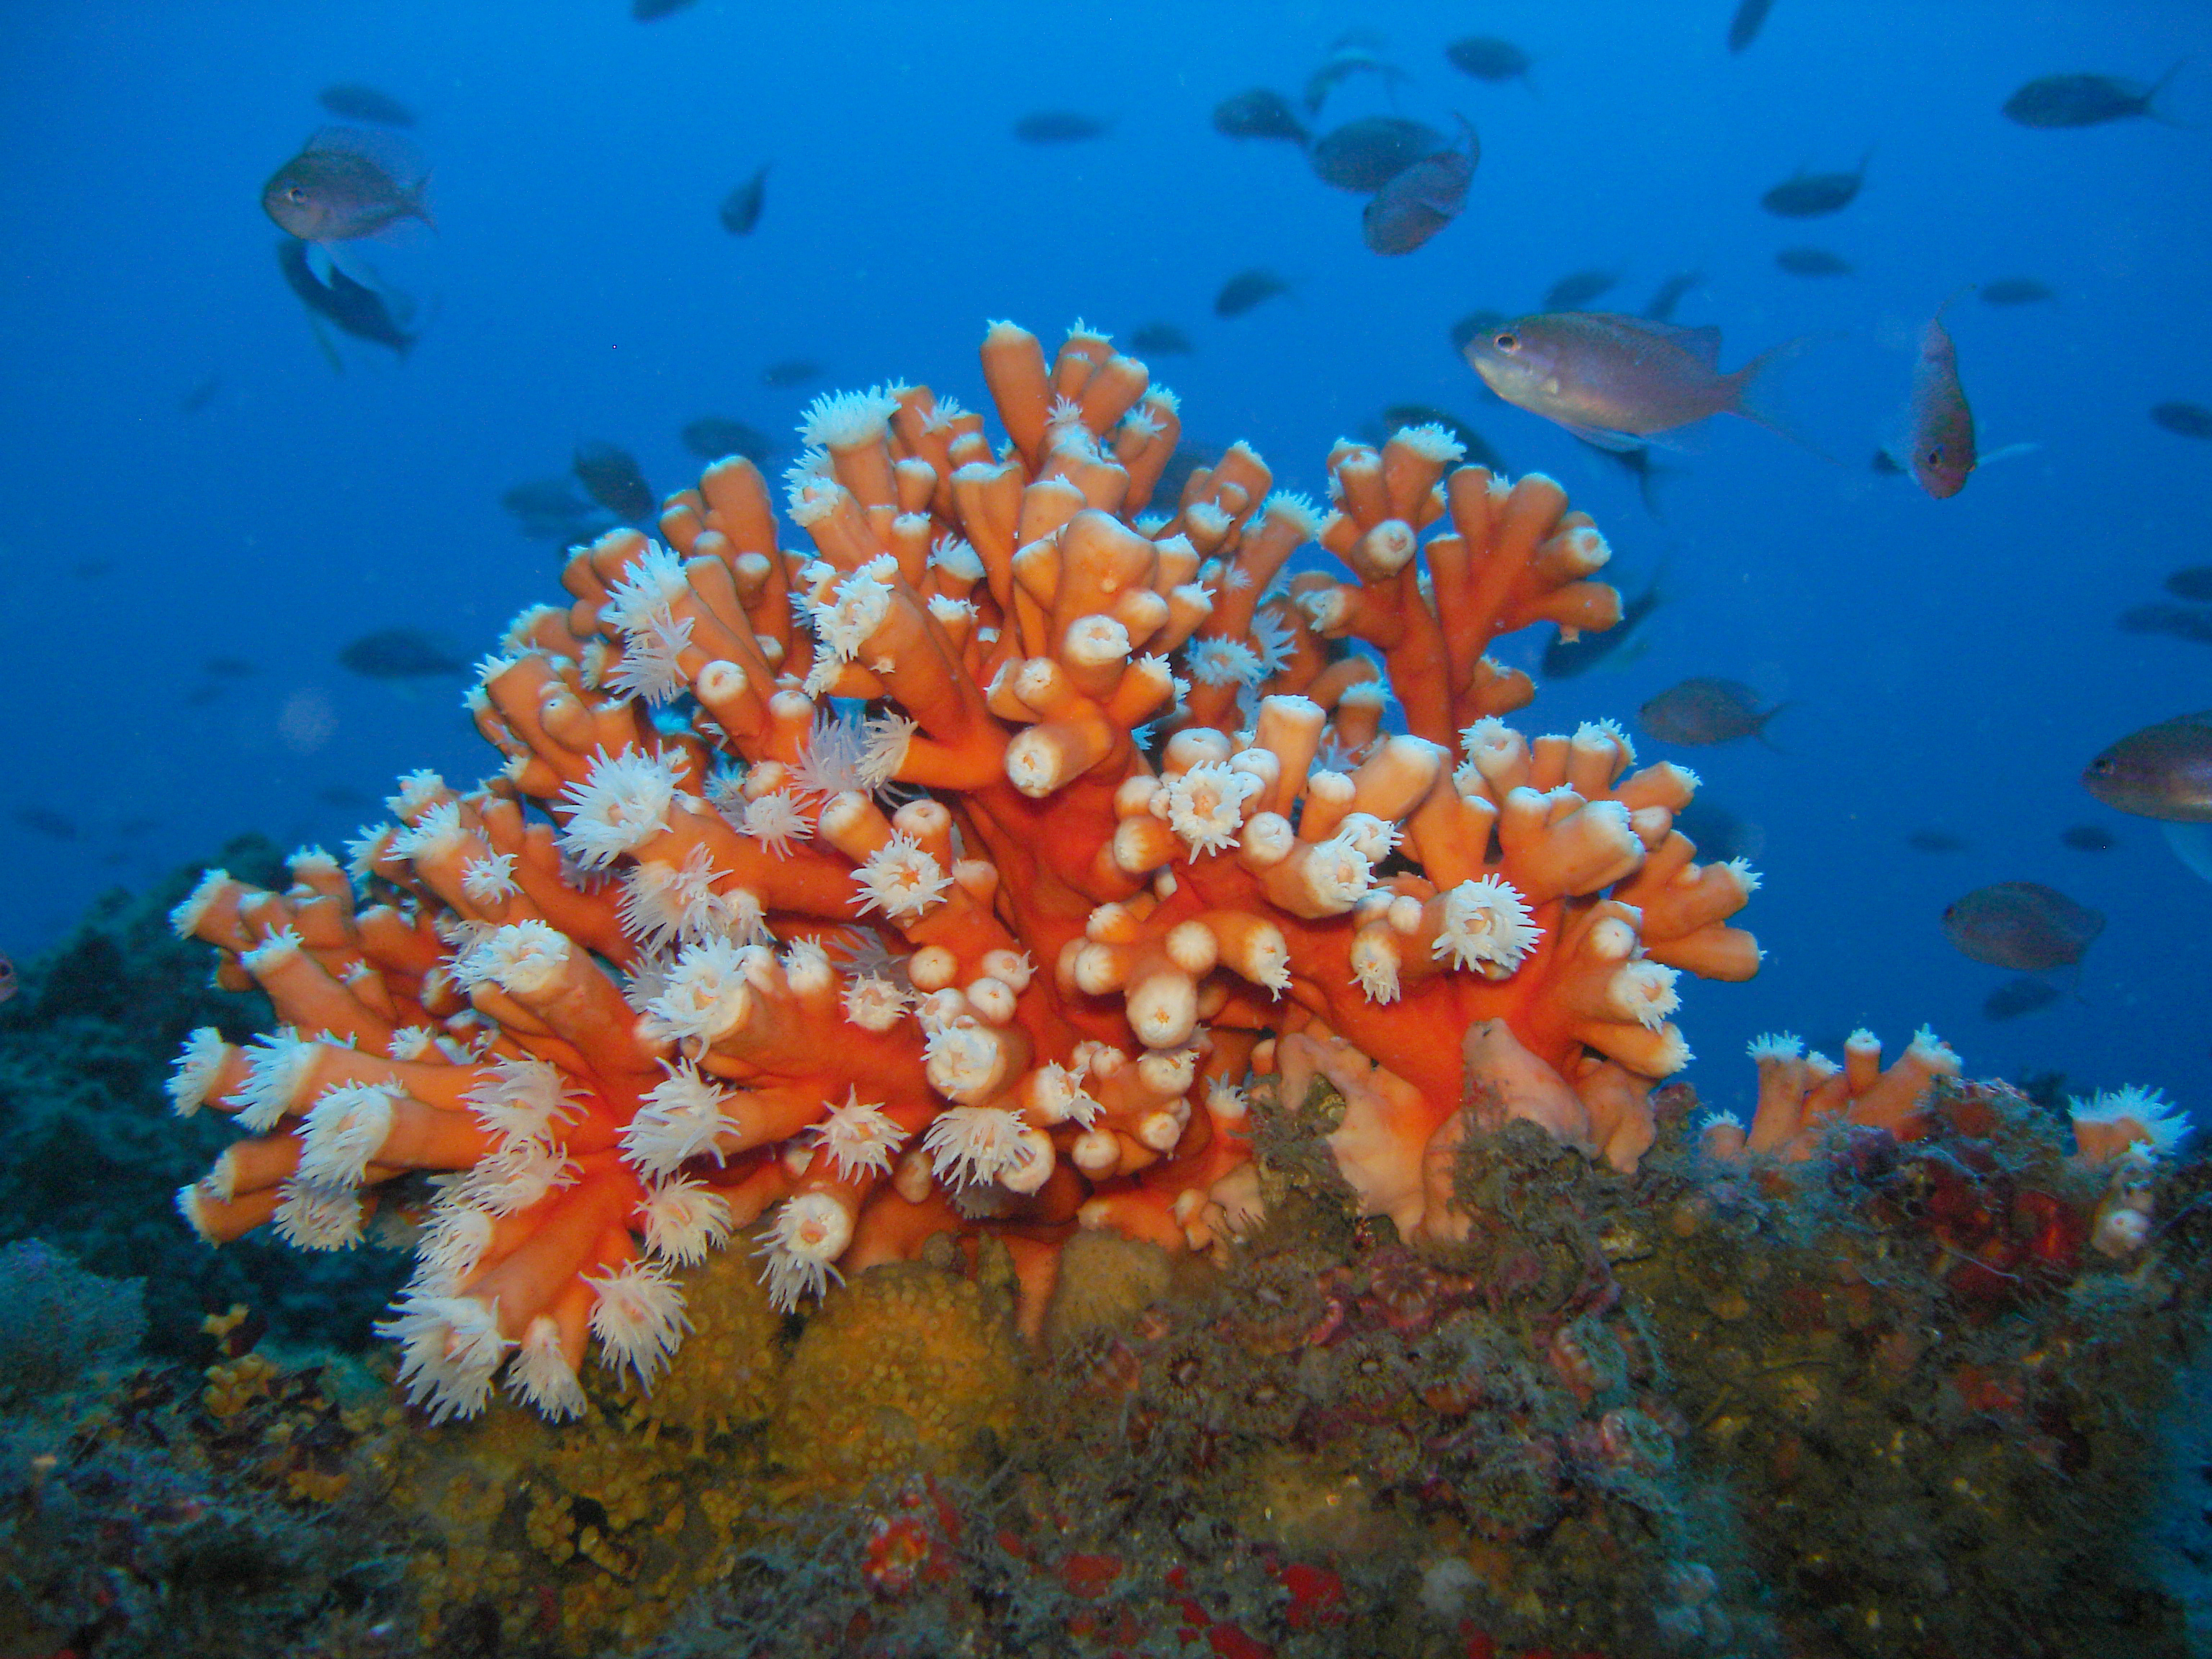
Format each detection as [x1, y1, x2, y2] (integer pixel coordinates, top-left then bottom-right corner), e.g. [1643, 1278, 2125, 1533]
[1, 0, 2204, 1123]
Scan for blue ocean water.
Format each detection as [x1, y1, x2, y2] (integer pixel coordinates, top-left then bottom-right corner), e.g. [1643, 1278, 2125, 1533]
[0, 0, 2203, 1127]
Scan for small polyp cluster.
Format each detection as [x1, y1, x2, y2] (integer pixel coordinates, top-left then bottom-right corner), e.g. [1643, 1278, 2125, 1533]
[165, 320, 1762, 1421]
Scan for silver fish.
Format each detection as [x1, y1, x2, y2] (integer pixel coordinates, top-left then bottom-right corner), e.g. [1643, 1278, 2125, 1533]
[1464, 312, 1803, 450]
[262, 127, 431, 245]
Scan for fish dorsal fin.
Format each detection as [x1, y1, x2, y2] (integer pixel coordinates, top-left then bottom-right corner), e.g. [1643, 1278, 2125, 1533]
[305, 124, 430, 184]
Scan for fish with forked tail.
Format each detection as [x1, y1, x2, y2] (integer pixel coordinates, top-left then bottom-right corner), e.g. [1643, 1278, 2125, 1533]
[1463, 312, 1809, 451]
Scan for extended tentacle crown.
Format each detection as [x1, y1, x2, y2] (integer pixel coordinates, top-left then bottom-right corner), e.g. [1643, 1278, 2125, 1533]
[165, 319, 1760, 1423]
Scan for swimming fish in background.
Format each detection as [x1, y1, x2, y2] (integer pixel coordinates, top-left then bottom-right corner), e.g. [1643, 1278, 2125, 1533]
[1443, 35, 1534, 86]
[2151, 401, 2212, 439]
[316, 83, 415, 127]
[1983, 977, 2062, 1022]
[338, 627, 468, 680]
[1305, 46, 1409, 114]
[761, 358, 824, 387]
[2083, 711, 2212, 882]
[1012, 111, 1111, 143]
[1642, 270, 1703, 323]
[1727, 0, 1776, 53]
[1542, 565, 1663, 677]
[275, 238, 419, 359]
[1309, 117, 1443, 192]
[1361, 117, 1477, 256]
[1902, 297, 1976, 498]
[1214, 269, 1292, 318]
[1775, 246, 1853, 277]
[1637, 678, 1789, 745]
[572, 442, 656, 522]
[2001, 66, 2185, 128]
[1941, 881, 2104, 973]
[719, 164, 768, 235]
[1759, 153, 1871, 217]
[1542, 267, 1622, 310]
[1211, 89, 1308, 144]
[1129, 321, 1195, 356]
[262, 127, 432, 283]
[1979, 276, 2054, 306]
[1464, 312, 1806, 451]
[2166, 566, 2212, 601]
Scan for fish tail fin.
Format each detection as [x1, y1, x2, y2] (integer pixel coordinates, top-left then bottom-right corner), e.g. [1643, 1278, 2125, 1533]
[2147, 58, 2193, 125]
[2162, 820, 2212, 884]
[1753, 699, 1797, 753]
[1727, 335, 1838, 462]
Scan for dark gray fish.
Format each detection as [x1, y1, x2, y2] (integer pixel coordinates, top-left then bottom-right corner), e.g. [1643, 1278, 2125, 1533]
[1542, 267, 1622, 310]
[1544, 569, 1663, 677]
[276, 238, 419, 357]
[204, 655, 256, 678]
[1907, 299, 1975, 498]
[1213, 89, 1309, 145]
[1983, 977, 2062, 1022]
[573, 442, 656, 522]
[1673, 798, 1765, 863]
[1760, 153, 1871, 218]
[1638, 678, 1789, 745]
[761, 358, 824, 387]
[1907, 828, 1968, 853]
[1377, 405, 1505, 472]
[2002, 66, 2183, 128]
[1466, 312, 1804, 449]
[719, 165, 768, 235]
[317, 83, 415, 127]
[1579, 439, 1680, 518]
[1941, 881, 2103, 972]
[2116, 602, 2212, 644]
[1444, 36, 1534, 84]
[1215, 269, 1292, 318]
[2083, 711, 2212, 821]
[2060, 824, 2119, 852]
[1448, 308, 1508, 354]
[681, 416, 775, 464]
[1362, 117, 1478, 256]
[13, 806, 81, 841]
[262, 127, 431, 243]
[315, 784, 373, 810]
[1310, 117, 1442, 192]
[2164, 566, 2212, 601]
[1727, 0, 1776, 52]
[1305, 48, 1409, 114]
[1642, 270, 1703, 323]
[1775, 246, 1853, 276]
[633, 0, 701, 18]
[503, 478, 596, 520]
[1980, 277, 2054, 306]
[182, 683, 226, 708]
[2151, 401, 2212, 439]
[1871, 447, 1906, 475]
[338, 628, 468, 680]
[179, 375, 220, 413]
[1130, 322, 1195, 356]
[1014, 111, 1111, 143]
[1151, 442, 1219, 513]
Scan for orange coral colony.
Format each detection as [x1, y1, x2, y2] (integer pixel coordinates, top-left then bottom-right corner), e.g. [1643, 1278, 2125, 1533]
[163, 320, 1761, 1421]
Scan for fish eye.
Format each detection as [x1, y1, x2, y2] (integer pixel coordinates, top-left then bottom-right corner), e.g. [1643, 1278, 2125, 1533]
[2089, 756, 2113, 774]
[1493, 331, 1518, 352]
[287, 186, 307, 203]
[1925, 446, 1944, 465]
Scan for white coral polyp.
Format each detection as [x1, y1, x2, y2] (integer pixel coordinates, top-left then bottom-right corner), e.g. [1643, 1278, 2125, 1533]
[377, 1292, 513, 1424]
[922, 1105, 1030, 1190]
[641, 1177, 737, 1265]
[557, 747, 682, 868]
[640, 938, 760, 1046]
[756, 1192, 853, 1311]
[809, 559, 896, 661]
[1160, 762, 1259, 857]
[297, 1082, 400, 1187]
[737, 790, 813, 857]
[459, 852, 521, 906]
[621, 1061, 736, 1179]
[586, 1258, 691, 1390]
[508, 1316, 588, 1421]
[1432, 876, 1540, 977]
[853, 833, 953, 920]
[809, 1088, 908, 1179]
[166, 1026, 228, 1116]
[841, 972, 912, 1032]
[466, 920, 570, 997]
[619, 844, 732, 949]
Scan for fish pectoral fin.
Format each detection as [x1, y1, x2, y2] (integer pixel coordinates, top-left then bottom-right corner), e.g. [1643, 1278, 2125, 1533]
[1557, 421, 1647, 454]
[305, 240, 340, 288]
[2161, 821, 2212, 885]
